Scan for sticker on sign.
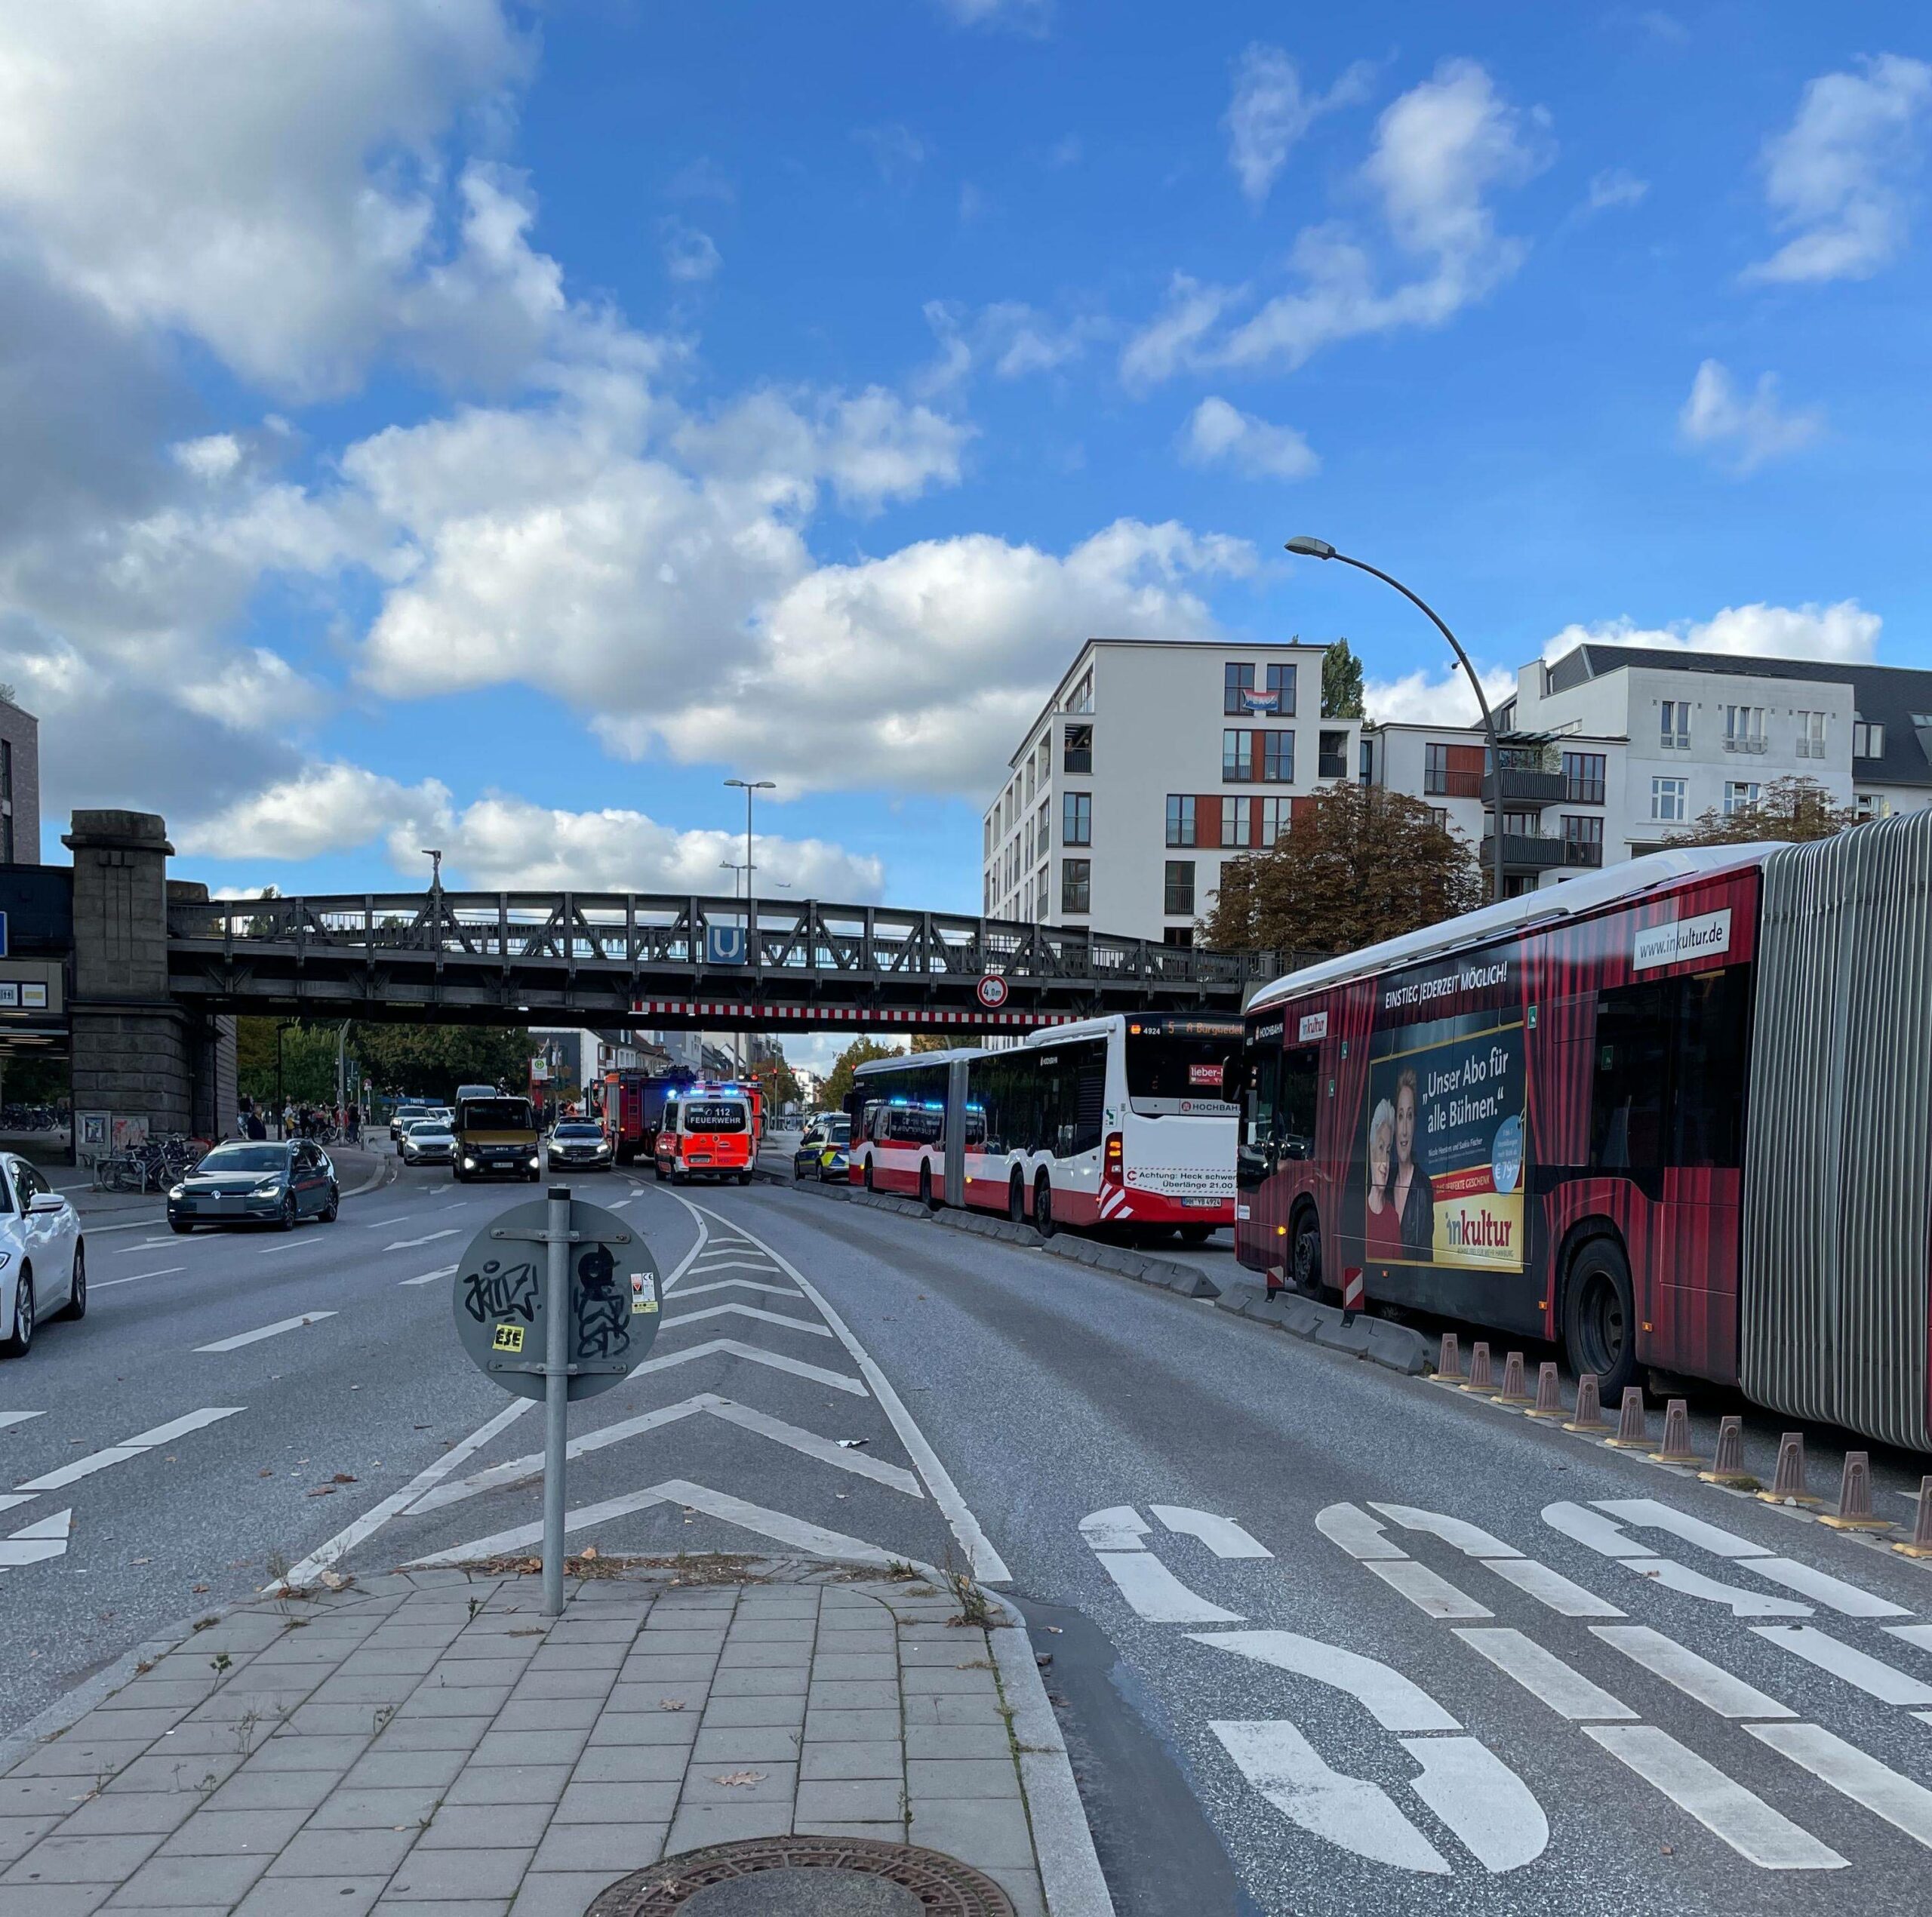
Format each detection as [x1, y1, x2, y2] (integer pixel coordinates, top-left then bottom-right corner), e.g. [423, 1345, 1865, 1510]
[1632, 908, 1731, 971]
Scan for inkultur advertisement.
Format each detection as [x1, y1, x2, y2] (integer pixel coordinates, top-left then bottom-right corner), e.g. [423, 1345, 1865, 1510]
[1361, 1013, 1527, 1271]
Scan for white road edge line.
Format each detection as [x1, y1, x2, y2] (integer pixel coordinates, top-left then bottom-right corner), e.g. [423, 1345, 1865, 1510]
[399, 1264, 460, 1288]
[94, 1266, 186, 1292]
[677, 1192, 1014, 1585]
[195, 1312, 338, 1354]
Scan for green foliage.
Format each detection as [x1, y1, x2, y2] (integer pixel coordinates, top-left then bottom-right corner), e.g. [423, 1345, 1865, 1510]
[820, 1038, 903, 1112]
[1321, 638, 1366, 720]
[235, 1019, 534, 1109]
[235, 1019, 340, 1106]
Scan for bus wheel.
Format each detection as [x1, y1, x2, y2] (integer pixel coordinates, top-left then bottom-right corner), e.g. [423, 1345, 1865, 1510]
[918, 1163, 936, 1211]
[1008, 1174, 1026, 1225]
[1290, 1206, 1323, 1295]
[1033, 1174, 1055, 1238]
[863, 1160, 875, 1192]
[1179, 1224, 1214, 1246]
[1564, 1238, 1637, 1399]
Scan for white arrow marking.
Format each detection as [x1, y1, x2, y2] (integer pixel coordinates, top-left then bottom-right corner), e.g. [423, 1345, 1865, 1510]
[16, 1408, 243, 1491]
[1594, 1497, 1768, 1559]
[1401, 1734, 1549, 1873]
[1586, 1725, 1844, 1869]
[1189, 1630, 1460, 1733]
[0, 1411, 43, 1431]
[1315, 1501, 1406, 1561]
[675, 1279, 805, 1301]
[1211, 1720, 1449, 1875]
[630, 1337, 866, 1396]
[400, 1264, 459, 1287]
[383, 1229, 460, 1252]
[1371, 1503, 1521, 1559]
[1366, 1560, 1493, 1620]
[1746, 1722, 1932, 1852]
[1593, 1626, 1796, 1719]
[1151, 1505, 1271, 1559]
[1095, 1552, 1242, 1624]
[1627, 1557, 1812, 1618]
[1079, 1506, 1150, 1552]
[1752, 1626, 1932, 1706]
[658, 1303, 832, 1340]
[1746, 1558, 1908, 1619]
[0, 1508, 72, 1569]
[1453, 1628, 1637, 1721]
[1543, 1500, 1651, 1558]
[196, 1312, 337, 1353]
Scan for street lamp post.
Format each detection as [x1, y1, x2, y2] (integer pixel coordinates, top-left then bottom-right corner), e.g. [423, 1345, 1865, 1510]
[723, 779, 776, 897]
[1285, 537, 1509, 906]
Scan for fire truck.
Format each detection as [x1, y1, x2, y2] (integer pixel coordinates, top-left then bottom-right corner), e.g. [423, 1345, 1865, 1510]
[598, 1069, 764, 1162]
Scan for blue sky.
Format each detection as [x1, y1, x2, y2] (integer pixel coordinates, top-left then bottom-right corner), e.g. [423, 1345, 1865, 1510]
[2, 0, 1927, 953]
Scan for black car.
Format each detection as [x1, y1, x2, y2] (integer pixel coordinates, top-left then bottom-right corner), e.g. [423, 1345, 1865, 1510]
[547, 1121, 613, 1170]
[168, 1140, 339, 1234]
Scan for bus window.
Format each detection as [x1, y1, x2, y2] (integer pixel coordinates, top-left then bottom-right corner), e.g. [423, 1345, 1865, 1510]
[1125, 1025, 1239, 1113]
[1279, 1046, 1320, 1162]
[1238, 1045, 1281, 1192]
[1591, 982, 1670, 1169]
[1672, 968, 1751, 1168]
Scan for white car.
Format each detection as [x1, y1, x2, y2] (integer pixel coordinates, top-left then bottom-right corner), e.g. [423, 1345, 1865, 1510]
[0, 1155, 85, 1359]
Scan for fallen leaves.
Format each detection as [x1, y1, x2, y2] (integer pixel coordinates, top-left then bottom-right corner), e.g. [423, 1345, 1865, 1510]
[305, 1485, 337, 1497]
[329, 1472, 357, 1485]
[659, 1699, 687, 1712]
[711, 1770, 765, 1787]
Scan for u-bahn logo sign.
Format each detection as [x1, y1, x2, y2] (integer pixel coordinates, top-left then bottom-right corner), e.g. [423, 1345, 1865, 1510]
[976, 973, 1010, 1009]
[704, 924, 747, 965]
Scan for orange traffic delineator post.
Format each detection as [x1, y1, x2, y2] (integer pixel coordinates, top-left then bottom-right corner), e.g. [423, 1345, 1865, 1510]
[1700, 1414, 1758, 1488]
[1497, 1351, 1534, 1405]
[1564, 1373, 1611, 1432]
[1435, 1332, 1464, 1382]
[1758, 1431, 1821, 1506]
[1460, 1341, 1498, 1394]
[1650, 1398, 1695, 1464]
[1895, 1477, 1932, 1559]
[1526, 1361, 1566, 1420]
[1604, 1386, 1650, 1448]
[1820, 1451, 1894, 1531]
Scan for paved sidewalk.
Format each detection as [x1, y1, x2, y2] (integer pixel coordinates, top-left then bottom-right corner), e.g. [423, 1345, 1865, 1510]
[0, 1558, 1072, 1915]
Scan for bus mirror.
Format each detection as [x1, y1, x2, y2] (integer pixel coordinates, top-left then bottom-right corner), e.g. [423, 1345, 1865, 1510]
[1220, 1056, 1242, 1103]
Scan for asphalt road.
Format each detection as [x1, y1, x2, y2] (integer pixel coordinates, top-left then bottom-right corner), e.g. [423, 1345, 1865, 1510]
[6, 1155, 1932, 1915]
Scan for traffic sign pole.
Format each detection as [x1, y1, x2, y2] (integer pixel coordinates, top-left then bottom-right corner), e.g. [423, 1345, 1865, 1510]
[543, 1185, 571, 1617]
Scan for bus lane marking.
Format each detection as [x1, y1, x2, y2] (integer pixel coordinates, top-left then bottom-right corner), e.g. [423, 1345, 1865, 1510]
[1752, 1627, 1932, 1707]
[1746, 1722, 1932, 1852]
[1453, 1628, 1636, 1722]
[1151, 1506, 1272, 1559]
[1591, 1626, 1796, 1719]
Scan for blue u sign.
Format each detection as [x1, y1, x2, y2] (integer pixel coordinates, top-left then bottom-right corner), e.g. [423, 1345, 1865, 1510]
[705, 924, 747, 966]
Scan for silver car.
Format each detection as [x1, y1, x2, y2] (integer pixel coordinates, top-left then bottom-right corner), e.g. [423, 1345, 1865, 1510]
[399, 1118, 456, 1166]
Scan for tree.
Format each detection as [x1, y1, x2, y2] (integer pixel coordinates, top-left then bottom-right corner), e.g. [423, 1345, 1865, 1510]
[1201, 783, 1484, 955]
[909, 1034, 955, 1053]
[352, 1024, 534, 1102]
[1321, 638, 1366, 719]
[1675, 775, 1855, 848]
[820, 1039, 903, 1112]
[235, 1018, 342, 1108]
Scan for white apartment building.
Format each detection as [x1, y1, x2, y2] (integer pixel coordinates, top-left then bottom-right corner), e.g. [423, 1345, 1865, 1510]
[982, 638, 1361, 943]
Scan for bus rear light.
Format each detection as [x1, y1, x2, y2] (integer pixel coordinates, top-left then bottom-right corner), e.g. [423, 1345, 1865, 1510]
[1104, 1133, 1124, 1184]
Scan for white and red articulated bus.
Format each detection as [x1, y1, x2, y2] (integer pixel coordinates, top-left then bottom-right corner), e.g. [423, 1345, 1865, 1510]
[844, 1013, 1241, 1240]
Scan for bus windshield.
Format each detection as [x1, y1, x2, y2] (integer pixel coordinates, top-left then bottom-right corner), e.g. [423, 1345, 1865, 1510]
[1124, 1023, 1239, 1115]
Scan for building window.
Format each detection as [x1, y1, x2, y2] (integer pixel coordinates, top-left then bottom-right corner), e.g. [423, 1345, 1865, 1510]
[1359, 737, 1374, 783]
[1724, 704, 1766, 753]
[1428, 805, 1451, 829]
[1220, 798, 1253, 848]
[1063, 723, 1093, 775]
[983, 872, 994, 912]
[1795, 711, 1826, 760]
[1164, 794, 1196, 848]
[1062, 791, 1091, 846]
[983, 815, 992, 856]
[1024, 760, 1035, 803]
[1223, 730, 1255, 781]
[1, 739, 11, 801]
[1063, 671, 1094, 714]
[1318, 730, 1348, 780]
[1261, 731, 1294, 782]
[1652, 777, 1687, 823]
[1562, 814, 1604, 868]
[1223, 662, 1295, 716]
[1258, 798, 1291, 845]
[1162, 925, 1195, 948]
[1561, 750, 1606, 805]
[1163, 860, 1195, 916]
[1424, 742, 1484, 797]
[1853, 718, 1886, 759]
[1223, 663, 1255, 715]
[1724, 780, 1761, 814]
[1660, 701, 1690, 751]
[1060, 858, 1091, 915]
[1857, 792, 1892, 821]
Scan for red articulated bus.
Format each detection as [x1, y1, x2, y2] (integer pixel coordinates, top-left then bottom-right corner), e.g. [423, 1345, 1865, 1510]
[1234, 814, 1932, 1452]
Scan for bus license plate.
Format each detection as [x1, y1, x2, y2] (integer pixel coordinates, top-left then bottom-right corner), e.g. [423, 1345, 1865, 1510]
[1181, 1197, 1220, 1208]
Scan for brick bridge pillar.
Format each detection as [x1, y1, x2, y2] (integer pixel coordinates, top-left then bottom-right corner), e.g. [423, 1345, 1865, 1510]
[62, 810, 235, 1142]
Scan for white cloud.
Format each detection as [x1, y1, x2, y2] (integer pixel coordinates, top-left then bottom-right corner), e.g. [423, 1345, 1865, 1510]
[1366, 662, 1515, 725]
[933, 0, 1051, 31]
[1546, 600, 1880, 666]
[1586, 166, 1648, 211]
[1178, 397, 1318, 479]
[1124, 60, 1546, 385]
[918, 300, 1103, 394]
[1224, 45, 1374, 205]
[0, 1, 552, 397]
[1678, 359, 1823, 473]
[855, 123, 928, 191]
[662, 219, 721, 283]
[176, 763, 444, 862]
[1744, 54, 1932, 285]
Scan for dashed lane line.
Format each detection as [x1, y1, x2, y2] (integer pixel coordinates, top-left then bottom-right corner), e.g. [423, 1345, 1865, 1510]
[93, 1266, 186, 1292]
[110, 1237, 180, 1254]
[195, 1312, 338, 1354]
[15, 1408, 244, 1493]
[0, 1413, 45, 1432]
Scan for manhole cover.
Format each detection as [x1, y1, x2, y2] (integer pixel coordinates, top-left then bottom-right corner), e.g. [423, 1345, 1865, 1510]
[586, 1836, 1017, 1915]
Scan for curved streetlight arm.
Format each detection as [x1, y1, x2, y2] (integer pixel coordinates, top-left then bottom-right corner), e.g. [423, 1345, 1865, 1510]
[1307, 546, 1509, 905]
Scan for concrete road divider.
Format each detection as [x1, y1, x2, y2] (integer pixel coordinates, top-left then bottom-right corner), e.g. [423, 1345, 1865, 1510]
[1700, 1414, 1756, 1487]
[1761, 1430, 1820, 1506]
[1527, 1360, 1565, 1420]
[1434, 1331, 1463, 1381]
[1605, 1386, 1650, 1449]
[1565, 1372, 1611, 1432]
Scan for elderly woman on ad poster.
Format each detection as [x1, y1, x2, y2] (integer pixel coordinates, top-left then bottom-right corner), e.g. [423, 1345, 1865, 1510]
[1364, 1098, 1405, 1260]
[1392, 1067, 1434, 1254]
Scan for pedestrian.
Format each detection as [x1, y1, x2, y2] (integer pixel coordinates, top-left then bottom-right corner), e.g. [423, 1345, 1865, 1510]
[247, 1109, 266, 1141]
[346, 1101, 361, 1146]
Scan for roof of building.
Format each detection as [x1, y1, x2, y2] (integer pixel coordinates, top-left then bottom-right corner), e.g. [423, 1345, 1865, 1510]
[1546, 644, 1932, 788]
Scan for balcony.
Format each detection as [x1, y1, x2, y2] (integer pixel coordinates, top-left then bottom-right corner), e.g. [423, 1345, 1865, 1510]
[1481, 766, 1567, 806]
[1482, 830, 1567, 873]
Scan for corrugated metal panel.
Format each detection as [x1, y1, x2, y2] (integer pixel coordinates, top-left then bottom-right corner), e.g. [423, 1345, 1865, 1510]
[1743, 811, 1932, 1450]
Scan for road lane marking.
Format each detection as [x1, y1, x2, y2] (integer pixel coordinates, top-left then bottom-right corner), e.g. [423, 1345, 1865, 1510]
[1080, 1506, 1150, 1551]
[1747, 1721, 1932, 1851]
[254, 1240, 308, 1256]
[1484, 1559, 1625, 1617]
[1583, 1725, 1844, 1869]
[112, 1238, 179, 1254]
[0, 1412, 44, 1431]
[677, 1195, 1013, 1585]
[1594, 1497, 1769, 1559]
[1746, 1557, 1909, 1618]
[1627, 1557, 1813, 1617]
[1884, 1623, 1932, 1658]
[1371, 1503, 1522, 1559]
[0, 1509, 72, 1571]
[657, 1302, 833, 1339]
[675, 1279, 805, 1301]
[1152, 1506, 1272, 1559]
[1095, 1551, 1243, 1623]
[1189, 1631, 1460, 1732]
[1543, 1500, 1652, 1557]
[94, 1266, 185, 1291]
[400, 1264, 459, 1287]
[1752, 1626, 1932, 1706]
[196, 1312, 339, 1353]
[405, 1476, 894, 1570]
[1211, 1720, 1449, 1875]
[1315, 1502, 1406, 1560]
[1453, 1627, 1636, 1720]
[16, 1407, 243, 1491]
[1399, 1734, 1550, 1874]
[632, 1337, 866, 1395]
[383, 1229, 460, 1251]
[685, 1257, 784, 1277]
[1365, 1559, 1493, 1620]
[362, 1214, 412, 1228]
[1592, 1625, 1796, 1719]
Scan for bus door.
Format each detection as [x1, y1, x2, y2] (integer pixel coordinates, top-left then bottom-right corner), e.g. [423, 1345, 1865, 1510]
[1238, 1040, 1319, 1269]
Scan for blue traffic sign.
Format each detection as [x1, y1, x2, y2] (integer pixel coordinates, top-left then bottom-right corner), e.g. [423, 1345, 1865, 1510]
[704, 923, 746, 965]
